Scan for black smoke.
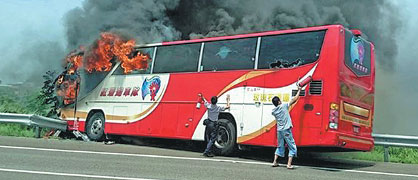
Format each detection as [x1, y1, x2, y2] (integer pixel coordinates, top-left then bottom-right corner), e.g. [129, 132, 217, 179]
[65, 0, 401, 71]
[64, 0, 181, 49]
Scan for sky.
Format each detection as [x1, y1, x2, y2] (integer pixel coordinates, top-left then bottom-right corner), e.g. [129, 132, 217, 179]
[0, 0, 417, 136]
[0, 0, 82, 45]
[0, 0, 83, 84]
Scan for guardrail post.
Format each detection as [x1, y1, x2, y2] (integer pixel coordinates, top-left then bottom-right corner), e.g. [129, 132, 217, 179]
[35, 126, 41, 138]
[383, 145, 389, 162]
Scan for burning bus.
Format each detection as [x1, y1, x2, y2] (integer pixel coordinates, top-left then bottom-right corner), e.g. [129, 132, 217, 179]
[59, 25, 375, 155]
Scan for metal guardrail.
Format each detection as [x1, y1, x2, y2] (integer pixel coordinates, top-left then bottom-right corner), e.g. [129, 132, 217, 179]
[0, 113, 32, 126]
[372, 133, 418, 162]
[0, 113, 67, 138]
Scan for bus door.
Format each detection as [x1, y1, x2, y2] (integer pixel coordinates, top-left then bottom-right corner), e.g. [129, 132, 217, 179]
[103, 76, 130, 133]
[239, 76, 265, 145]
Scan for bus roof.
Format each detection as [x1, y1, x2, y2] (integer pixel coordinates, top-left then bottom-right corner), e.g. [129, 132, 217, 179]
[134, 24, 343, 48]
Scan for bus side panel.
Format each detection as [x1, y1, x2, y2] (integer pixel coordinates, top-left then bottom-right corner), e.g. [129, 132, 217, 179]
[176, 103, 195, 138]
[238, 63, 318, 146]
[160, 103, 178, 137]
[292, 98, 323, 146]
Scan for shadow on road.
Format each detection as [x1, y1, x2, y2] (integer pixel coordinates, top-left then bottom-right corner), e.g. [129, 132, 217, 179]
[114, 136, 375, 170]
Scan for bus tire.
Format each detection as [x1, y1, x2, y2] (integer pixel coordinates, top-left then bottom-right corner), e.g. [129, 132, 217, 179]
[214, 118, 236, 156]
[85, 112, 105, 141]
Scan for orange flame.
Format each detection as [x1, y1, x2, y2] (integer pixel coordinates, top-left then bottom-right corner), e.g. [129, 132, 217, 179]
[58, 32, 151, 105]
[66, 54, 83, 74]
[112, 39, 150, 74]
[84, 32, 150, 73]
[85, 32, 115, 73]
[55, 75, 79, 105]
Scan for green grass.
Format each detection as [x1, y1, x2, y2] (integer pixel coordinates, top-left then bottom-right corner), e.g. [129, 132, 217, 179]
[0, 124, 36, 137]
[0, 87, 52, 137]
[335, 146, 418, 164]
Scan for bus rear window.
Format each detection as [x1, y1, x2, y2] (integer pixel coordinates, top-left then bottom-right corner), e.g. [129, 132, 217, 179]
[258, 30, 325, 69]
[344, 30, 371, 76]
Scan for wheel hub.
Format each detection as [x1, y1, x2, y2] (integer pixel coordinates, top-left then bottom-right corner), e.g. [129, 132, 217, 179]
[90, 118, 103, 135]
[215, 126, 230, 149]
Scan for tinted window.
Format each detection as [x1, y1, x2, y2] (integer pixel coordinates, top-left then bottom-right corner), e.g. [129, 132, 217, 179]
[344, 30, 371, 76]
[153, 43, 201, 73]
[113, 47, 154, 75]
[201, 38, 257, 71]
[258, 30, 326, 69]
[80, 60, 117, 98]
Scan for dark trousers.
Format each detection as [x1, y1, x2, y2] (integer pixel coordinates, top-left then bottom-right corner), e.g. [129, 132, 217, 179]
[204, 121, 218, 154]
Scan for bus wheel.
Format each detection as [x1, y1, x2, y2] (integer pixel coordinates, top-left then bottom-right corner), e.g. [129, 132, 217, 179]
[214, 118, 236, 156]
[86, 112, 105, 141]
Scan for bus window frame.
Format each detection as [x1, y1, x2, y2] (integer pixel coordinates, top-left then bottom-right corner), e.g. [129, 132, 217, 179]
[197, 43, 205, 72]
[150, 46, 157, 74]
[254, 37, 261, 70]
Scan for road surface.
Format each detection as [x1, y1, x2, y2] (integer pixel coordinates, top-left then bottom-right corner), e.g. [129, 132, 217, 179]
[0, 136, 417, 180]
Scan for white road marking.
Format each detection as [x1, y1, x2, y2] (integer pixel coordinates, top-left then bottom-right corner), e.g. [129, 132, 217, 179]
[313, 167, 418, 178]
[0, 168, 156, 180]
[0, 145, 417, 178]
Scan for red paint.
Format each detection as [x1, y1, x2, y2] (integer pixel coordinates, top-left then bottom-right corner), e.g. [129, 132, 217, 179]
[107, 87, 116, 96]
[131, 87, 139, 97]
[123, 87, 131, 96]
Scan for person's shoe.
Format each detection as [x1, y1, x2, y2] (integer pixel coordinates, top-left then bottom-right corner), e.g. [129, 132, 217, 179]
[287, 165, 295, 169]
[203, 153, 214, 157]
[104, 141, 115, 145]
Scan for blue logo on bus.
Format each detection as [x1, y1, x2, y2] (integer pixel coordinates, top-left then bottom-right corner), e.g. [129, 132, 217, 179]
[141, 76, 161, 101]
[350, 37, 368, 73]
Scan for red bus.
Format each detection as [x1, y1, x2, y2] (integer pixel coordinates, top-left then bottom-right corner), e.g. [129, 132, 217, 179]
[60, 24, 375, 155]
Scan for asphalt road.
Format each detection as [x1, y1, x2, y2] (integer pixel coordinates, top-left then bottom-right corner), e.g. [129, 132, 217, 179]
[0, 136, 417, 180]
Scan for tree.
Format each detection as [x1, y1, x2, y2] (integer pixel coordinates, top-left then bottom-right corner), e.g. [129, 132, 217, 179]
[38, 71, 60, 118]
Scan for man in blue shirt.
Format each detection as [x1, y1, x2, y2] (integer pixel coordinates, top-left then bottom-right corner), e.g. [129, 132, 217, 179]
[271, 86, 301, 169]
[198, 93, 230, 157]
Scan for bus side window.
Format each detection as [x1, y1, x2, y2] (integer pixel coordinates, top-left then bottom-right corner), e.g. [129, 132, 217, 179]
[112, 47, 154, 75]
[153, 43, 201, 73]
[201, 38, 257, 71]
[258, 30, 325, 69]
